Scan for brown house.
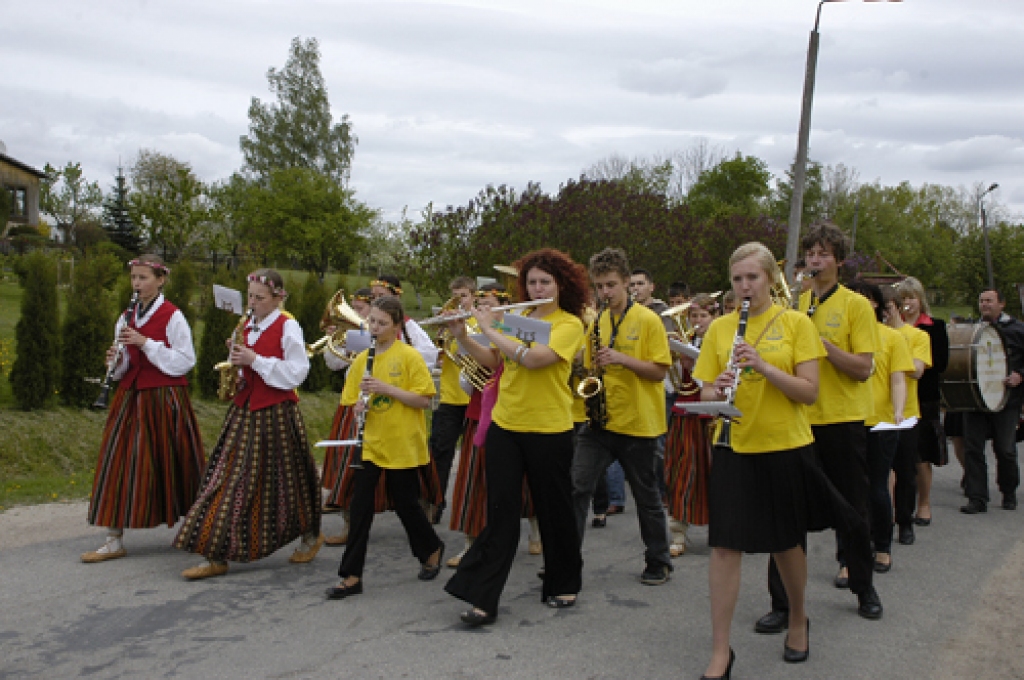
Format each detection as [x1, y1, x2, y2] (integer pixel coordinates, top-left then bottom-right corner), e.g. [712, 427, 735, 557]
[1, 146, 47, 238]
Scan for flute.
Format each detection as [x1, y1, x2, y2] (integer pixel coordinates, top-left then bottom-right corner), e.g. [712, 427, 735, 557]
[92, 292, 140, 410]
[417, 298, 554, 326]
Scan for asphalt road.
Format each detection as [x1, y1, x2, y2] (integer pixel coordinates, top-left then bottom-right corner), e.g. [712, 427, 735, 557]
[2, 457, 1022, 679]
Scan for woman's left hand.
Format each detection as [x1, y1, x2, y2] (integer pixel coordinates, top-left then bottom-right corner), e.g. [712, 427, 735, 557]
[230, 346, 258, 367]
[118, 327, 148, 347]
[732, 340, 768, 374]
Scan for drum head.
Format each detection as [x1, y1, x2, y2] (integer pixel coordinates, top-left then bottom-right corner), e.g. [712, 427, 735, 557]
[974, 325, 1009, 411]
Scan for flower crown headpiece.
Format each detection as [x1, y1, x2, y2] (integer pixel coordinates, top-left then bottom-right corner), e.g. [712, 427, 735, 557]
[370, 279, 402, 296]
[127, 258, 171, 275]
[351, 292, 372, 304]
[248, 274, 287, 297]
[476, 289, 510, 303]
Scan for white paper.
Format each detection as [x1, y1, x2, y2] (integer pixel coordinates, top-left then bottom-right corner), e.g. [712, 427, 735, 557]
[678, 401, 742, 418]
[457, 333, 491, 355]
[213, 285, 244, 314]
[503, 314, 552, 346]
[315, 439, 362, 448]
[870, 416, 919, 432]
[669, 337, 700, 359]
[345, 329, 372, 354]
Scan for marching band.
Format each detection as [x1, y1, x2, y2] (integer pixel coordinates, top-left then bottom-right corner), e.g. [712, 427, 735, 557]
[76, 229, 1024, 679]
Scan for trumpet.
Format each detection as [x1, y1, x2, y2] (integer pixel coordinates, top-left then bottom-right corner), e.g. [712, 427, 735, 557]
[91, 292, 140, 409]
[714, 297, 751, 449]
[417, 298, 554, 326]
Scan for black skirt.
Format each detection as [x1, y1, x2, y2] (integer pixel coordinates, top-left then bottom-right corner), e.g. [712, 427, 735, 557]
[943, 411, 964, 438]
[708, 444, 825, 554]
[917, 401, 949, 466]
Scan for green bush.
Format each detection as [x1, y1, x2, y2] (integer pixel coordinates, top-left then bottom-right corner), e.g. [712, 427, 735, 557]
[164, 259, 198, 327]
[59, 255, 119, 406]
[10, 252, 60, 409]
[294, 273, 330, 392]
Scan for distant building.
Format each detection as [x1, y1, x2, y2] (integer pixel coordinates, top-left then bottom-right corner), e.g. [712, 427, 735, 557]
[1, 143, 47, 238]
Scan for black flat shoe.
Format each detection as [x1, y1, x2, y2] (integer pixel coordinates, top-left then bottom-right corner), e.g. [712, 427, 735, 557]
[754, 610, 789, 634]
[874, 554, 892, 574]
[834, 568, 849, 589]
[325, 581, 363, 600]
[547, 595, 577, 609]
[898, 525, 915, 545]
[591, 515, 607, 528]
[913, 516, 931, 526]
[418, 544, 445, 581]
[783, 619, 810, 663]
[700, 648, 735, 680]
[960, 500, 987, 514]
[857, 586, 884, 620]
[460, 608, 496, 626]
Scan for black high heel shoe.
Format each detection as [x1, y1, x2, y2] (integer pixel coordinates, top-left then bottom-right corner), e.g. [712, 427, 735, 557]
[783, 618, 810, 663]
[700, 648, 735, 680]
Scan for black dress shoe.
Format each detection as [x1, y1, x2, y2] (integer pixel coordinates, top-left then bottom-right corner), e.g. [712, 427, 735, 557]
[834, 568, 849, 589]
[418, 544, 445, 581]
[857, 586, 883, 620]
[913, 516, 931, 526]
[874, 554, 892, 574]
[1003, 494, 1017, 511]
[754, 610, 789, 634]
[460, 608, 496, 626]
[591, 515, 607, 528]
[325, 581, 363, 599]
[898, 525, 915, 545]
[960, 500, 987, 514]
[546, 595, 577, 609]
[783, 619, 809, 663]
[701, 648, 735, 680]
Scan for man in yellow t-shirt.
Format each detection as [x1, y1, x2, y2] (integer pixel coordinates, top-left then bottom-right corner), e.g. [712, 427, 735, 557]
[883, 288, 930, 545]
[758, 223, 883, 635]
[429, 276, 476, 524]
[572, 248, 673, 586]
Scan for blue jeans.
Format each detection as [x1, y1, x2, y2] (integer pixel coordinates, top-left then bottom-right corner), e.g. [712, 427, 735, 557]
[606, 461, 626, 507]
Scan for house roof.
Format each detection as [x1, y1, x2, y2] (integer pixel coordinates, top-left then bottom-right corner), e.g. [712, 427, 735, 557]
[0, 153, 47, 179]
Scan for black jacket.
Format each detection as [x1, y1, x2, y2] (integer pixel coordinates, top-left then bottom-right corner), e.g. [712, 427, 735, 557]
[916, 315, 948, 404]
[993, 313, 1024, 406]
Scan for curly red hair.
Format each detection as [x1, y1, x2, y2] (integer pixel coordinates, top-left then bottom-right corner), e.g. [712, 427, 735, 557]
[513, 248, 590, 318]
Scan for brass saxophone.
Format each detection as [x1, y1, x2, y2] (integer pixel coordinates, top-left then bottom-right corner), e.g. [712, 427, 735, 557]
[577, 298, 608, 429]
[214, 310, 252, 401]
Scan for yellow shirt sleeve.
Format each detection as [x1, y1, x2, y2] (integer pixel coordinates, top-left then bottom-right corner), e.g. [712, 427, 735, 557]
[340, 350, 367, 406]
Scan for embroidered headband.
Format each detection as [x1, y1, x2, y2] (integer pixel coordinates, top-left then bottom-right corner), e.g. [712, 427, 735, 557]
[351, 292, 372, 303]
[127, 258, 170, 275]
[370, 279, 402, 296]
[475, 289, 510, 302]
[248, 274, 288, 297]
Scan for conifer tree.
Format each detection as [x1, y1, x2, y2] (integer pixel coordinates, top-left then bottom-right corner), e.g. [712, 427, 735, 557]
[10, 252, 60, 409]
[60, 255, 118, 406]
[102, 167, 141, 254]
[294, 273, 330, 392]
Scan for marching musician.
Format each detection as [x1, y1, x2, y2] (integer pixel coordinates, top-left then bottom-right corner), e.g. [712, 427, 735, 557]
[325, 296, 445, 599]
[82, 255, 205, 564]
[849, 281, 914, 573]
[571, 248, 674, 586]
[693, 242, 824, 678]
[757, 223, 883, 633]
[882, 287, 930, 545]
[445, 248, 587, 625]
[174, 269, 324, 579]
[895, 276, 949, 525]
[430, 276, 477, 525]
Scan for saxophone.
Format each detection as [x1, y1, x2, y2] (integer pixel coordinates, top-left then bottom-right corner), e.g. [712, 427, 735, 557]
[214, 310, 252, 401]
[577, 299, 608, 429]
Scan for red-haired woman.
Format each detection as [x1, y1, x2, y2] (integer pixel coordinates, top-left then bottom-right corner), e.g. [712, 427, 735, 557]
[445, 249, 588, 625]
[82, 255, 205, 563]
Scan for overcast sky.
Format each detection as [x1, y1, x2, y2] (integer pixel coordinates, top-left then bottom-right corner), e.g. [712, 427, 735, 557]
[2, 0, 1023, 220]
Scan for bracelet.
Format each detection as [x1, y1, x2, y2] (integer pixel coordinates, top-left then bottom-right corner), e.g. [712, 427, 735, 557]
[519, 347, 531, 364]
[512, 345, 525, 363]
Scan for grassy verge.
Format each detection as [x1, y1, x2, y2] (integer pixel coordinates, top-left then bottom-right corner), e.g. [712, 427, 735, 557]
[0, 391, 341, 512]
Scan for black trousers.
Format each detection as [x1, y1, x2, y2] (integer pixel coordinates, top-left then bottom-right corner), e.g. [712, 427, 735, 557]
[445, 424, 582, 615]
[892, 424, 919, 528]
[866, 429, 899, 554]
[964, 404, 1022, 503]
[769, 423, 874, 610]
[429, 402, 468, 504]
[338, 462, 442, 579]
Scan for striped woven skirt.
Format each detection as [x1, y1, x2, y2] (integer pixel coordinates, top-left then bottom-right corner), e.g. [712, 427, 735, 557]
[173, 400, 321, 563]
[321, 404, 357, 496]
[664, 413, 712, 526]
[448, 420, 535, 536]
[88, 385, 205, 529]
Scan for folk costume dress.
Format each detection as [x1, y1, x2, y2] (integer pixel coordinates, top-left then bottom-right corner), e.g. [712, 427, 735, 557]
[88, 294, 205, 531]
[174, 309, 321, 563]
[664, 359, 713, 551]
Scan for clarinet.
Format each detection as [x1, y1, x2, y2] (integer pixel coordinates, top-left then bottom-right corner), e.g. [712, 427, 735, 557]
[714, 297, 751, 449]
[348, 338, 377, 469]
[92, 292, 140, 410]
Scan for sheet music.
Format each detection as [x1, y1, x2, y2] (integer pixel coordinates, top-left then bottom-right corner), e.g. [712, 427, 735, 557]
[345, 329, 372, 354]
[678, 401, 742, 418]
[503, 314, 552, 346]
[457, 333, 491, 355]
[213, 285, 244, 314]
[870, 416, 918, 432]
[669, 337, 700, 359]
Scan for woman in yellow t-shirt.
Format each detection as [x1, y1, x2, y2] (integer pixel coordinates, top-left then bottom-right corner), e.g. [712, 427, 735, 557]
[692, 243, 824, 679]
[444, 248, 588, 626]
[325, 296, 444, 600]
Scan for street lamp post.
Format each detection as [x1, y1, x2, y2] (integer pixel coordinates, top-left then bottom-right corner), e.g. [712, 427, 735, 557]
[783, 0, 901, 284]
[980, 182, 999, 291]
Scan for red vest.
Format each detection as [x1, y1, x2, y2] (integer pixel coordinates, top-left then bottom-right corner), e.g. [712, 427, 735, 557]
[233, 314, 300, 411]
[122, 300, 189, 390]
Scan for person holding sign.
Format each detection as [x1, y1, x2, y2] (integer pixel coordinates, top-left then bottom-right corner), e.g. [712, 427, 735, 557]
[444, 248, 587, 626]
[692, 243, 824, 678]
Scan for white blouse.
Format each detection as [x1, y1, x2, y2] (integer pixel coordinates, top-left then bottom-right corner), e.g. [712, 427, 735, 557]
[111, 294, 196, 380]
[403, 317, 439, 367]
[246, 309, 310, 391]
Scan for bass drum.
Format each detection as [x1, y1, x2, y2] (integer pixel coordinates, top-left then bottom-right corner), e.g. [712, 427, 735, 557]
[941, 323, 1009, 413]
